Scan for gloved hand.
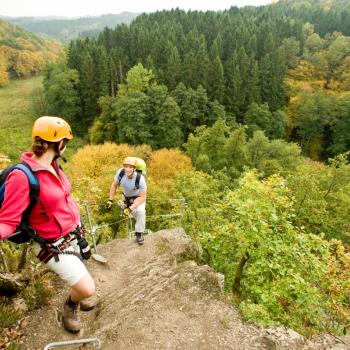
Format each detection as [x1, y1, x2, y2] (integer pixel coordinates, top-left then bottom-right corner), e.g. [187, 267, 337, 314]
[122, 207, 133, 218]
[105, 199, 113, 210]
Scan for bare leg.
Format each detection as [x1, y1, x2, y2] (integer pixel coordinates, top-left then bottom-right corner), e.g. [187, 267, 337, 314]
[70, 272, 95, 302]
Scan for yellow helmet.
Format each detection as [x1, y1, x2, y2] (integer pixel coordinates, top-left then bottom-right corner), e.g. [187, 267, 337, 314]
[123, 156, 137, 167]
[32, 116, 73, 142]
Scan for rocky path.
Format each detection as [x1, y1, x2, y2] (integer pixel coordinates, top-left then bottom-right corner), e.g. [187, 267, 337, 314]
[19, 228, 348, 350]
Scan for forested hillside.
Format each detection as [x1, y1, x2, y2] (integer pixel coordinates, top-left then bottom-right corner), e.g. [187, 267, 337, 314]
[41, 0, 350, 160]
[2, 13, 139, 42]
[2, 0, 350, 342]
[0, 19, 62, 87]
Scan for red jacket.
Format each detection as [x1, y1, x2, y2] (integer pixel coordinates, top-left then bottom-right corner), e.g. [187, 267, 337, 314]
[0, 152, 80, 240]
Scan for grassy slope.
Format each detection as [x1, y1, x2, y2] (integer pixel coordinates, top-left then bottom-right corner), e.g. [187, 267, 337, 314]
[0, 76, 85, 162]
[0, 76, 40, 161]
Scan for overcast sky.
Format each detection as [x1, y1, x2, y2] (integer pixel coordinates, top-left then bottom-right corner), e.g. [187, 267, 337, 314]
[1, 0, 274, 17]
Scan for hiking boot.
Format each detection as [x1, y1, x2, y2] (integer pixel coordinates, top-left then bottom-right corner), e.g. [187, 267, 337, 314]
[63, 297, 80, 333]
[80, 295, 97, 311]
[135, 232, 144, 245]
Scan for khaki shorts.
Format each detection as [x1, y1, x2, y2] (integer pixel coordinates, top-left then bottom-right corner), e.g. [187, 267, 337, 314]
[33, 240, 88, 287]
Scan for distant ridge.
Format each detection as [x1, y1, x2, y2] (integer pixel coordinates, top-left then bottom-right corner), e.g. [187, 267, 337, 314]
[0, 12, 140, 41]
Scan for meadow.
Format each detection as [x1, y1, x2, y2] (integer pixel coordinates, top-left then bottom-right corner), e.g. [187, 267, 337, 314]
[0, 76, 84, 161]
[0, 76, 42, 161]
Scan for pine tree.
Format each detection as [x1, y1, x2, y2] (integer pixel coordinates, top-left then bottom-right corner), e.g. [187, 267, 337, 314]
[224, 51, 241, 117]
[80, 51, 98, 126]
[246, 58, 260, 106]
[166, 45, 182, 91]
[208, 56, 225, 103]
[93, 45, 109, 97]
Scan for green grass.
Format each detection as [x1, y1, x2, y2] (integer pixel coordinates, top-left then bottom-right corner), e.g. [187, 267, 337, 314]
[0, 76, 85, 162]
[0, 76, 41, 161]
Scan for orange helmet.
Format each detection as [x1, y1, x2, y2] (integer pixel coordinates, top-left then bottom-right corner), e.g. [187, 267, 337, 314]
[32, 116, 73, 142]
[123, 156, 137, 167]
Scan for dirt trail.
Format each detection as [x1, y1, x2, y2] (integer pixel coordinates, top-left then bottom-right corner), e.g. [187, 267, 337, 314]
[20, 228, 348, 350]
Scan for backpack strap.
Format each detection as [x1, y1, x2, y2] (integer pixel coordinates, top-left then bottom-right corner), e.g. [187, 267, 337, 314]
[135, 170, 141, 190]
[15, 162, 40, 224]
[0, 162, 39, 208]
[117, 168, 125, 184]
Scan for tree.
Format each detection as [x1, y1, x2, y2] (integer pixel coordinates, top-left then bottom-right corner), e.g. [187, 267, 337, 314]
[208, 56, 225, 103]
[260, 50, 287, 111]
[147, 85, 183, 148]
[93, 45, 109, 97]
[91, 64, 182, 148]
[224, 51, 241, 116]
[185, 119, 229, 172]
[295, 93, 332, 156]
[327, 35, 350, 69]
[79, 51, 99, 126]
[118, 63, 154, 96]
[244, 103, 272, 136]
[166, 45, 182, 91]
[304, 33, 324, 54]
[328, 95, 350, 155]
[112, 92, 152, 145]
[280, 37, 300, 69]
[244, 103, 287, 139]
[172, 83, 226, 139]
[223, 125, 248, 177]
[42, 63, 81, 130]
[0, 55, 9, 87]
[194, 34, 210, 90]
[247, 130, 302, 176]
[88, 96, 115, 144]
[245, 59, 260, 106]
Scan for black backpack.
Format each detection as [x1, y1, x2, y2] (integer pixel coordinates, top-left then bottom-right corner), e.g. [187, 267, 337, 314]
[0, 162, 40, 243]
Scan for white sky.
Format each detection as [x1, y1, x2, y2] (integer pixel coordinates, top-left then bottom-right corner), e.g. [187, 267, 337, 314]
[1, 0, 274, 17]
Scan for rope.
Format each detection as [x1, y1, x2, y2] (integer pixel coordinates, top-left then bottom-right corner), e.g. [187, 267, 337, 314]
[80, 198, 186, 234]
[88, 213, 182, 232]
[79, 197, 185, 207]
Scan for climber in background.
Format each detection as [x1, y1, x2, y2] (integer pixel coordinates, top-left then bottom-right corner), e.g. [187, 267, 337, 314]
[106, 157, 147, 245]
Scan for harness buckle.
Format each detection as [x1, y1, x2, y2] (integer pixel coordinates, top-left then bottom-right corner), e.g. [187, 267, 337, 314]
[51, 237, 65, 247]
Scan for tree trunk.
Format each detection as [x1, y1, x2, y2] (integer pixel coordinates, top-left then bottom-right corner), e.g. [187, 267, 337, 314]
[232, 252, 249, 296]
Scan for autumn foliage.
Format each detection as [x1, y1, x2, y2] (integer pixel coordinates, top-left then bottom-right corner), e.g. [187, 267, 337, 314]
[0, 19, 63, 87]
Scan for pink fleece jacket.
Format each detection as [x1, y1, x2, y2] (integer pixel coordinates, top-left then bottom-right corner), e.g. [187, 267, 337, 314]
[0, 152, 80, 240]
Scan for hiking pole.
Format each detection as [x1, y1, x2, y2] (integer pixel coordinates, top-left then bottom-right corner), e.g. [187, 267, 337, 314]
[83, 201, 107, 264]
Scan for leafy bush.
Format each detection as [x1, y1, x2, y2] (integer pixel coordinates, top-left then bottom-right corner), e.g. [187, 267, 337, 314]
[185, 120, 303, 179]
[67, 143, 193, 237]
[287, 153, 350, 242]
[177, 169, 350, 335]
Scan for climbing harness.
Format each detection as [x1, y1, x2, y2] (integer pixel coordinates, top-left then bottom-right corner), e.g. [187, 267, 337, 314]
[35, 225, 90, 264]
